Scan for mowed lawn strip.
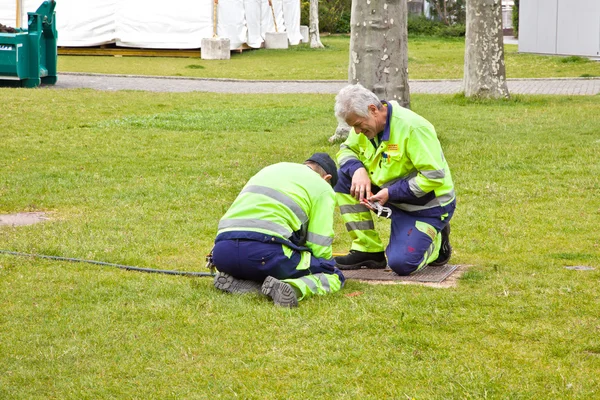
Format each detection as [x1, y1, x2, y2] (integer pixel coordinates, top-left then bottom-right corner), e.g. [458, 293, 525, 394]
[1, 89, 599, 398]
[58, 36, 600, 80]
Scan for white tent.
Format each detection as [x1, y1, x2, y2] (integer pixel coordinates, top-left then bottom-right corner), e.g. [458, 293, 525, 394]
[0, 0, 302, 49]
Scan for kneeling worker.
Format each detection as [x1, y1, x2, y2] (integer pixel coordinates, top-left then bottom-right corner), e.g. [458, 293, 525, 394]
[333, 84, 456, 275]
[212, 153, 345, 307]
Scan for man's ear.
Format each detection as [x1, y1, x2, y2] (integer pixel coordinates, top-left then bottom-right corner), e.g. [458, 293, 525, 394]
[323, 174, 332, 183]
[368, 104, 378, 115]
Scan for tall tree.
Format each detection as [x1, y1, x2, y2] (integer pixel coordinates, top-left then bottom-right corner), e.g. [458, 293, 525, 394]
[309, 0, 324, 48]
[329, 0, 410, 142]
[463, 0, 509, 98]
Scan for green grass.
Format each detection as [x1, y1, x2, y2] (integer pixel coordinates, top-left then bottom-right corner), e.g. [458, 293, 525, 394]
[58, 36, 600, 80]
[1, 89, 600, 398]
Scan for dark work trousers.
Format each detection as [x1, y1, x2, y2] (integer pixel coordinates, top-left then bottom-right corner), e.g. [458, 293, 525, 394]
[212, 239, 345, 283]
[334, 168, 455, 275]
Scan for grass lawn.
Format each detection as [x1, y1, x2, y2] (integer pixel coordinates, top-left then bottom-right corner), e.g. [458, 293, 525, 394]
[1, 88, 599, 398]
[58, 36, 600, 80]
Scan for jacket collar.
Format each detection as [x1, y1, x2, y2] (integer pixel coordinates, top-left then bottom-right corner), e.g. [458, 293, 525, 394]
[381, 100, 392, 141]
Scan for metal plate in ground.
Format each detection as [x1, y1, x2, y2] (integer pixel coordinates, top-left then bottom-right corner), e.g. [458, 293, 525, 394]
[343, 264, 459, 283]
[564, 266, 596, 271]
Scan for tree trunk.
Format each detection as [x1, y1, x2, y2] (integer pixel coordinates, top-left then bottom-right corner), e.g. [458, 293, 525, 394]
[463, 0, 509, 99]
[330, 0, 410, 142]
[309, 0, 324, 48]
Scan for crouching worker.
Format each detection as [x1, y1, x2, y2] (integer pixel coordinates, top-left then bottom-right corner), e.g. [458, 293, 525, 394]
[333, 84, 456, 275]
[212, 153, 345, 308]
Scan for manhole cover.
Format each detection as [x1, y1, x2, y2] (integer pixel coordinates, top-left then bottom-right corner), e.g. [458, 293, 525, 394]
[0, 212, 49, 227]
[564, 266, 595, 271]
[343, 264, 459, 283]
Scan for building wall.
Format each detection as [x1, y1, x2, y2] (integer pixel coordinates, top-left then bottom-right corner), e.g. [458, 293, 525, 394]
[519, 0, 600, 58]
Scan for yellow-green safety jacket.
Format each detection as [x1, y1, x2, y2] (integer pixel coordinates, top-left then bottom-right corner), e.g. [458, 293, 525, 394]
[216, 162, 335, 259]
[337, 100, 455, 217]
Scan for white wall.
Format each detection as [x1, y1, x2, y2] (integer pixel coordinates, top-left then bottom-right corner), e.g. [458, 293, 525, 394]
[519, 0, 600, 58]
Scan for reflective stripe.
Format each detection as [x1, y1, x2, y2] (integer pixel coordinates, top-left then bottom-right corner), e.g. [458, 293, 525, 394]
[299, 276, 319, 293]
[316, 273, 331, 292]
[340, 204, 370, 214]
[389, 190, 455, 212]
[241, 185, 308, 224]
[345, 220, 375, 231]
[339, 155, 359, 167]
[408, 177, 427, 197]
[421, 169, 445, 179]
[306, 232, 333, 247]
[340, 144, 350, 150]
[419, 241, 436, 271]
[218, 218, 292, 237]
[380, 171, 417, 189]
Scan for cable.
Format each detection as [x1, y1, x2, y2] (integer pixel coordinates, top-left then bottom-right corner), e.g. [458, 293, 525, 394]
[0, 249, 214, 277]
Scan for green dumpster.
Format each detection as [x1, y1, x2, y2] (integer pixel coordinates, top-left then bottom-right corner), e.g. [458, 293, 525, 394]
[0, 0, 57, 88]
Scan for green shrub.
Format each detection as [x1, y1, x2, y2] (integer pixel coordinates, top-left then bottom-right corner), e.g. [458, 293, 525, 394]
[300, 0, 351, 34]
[408, 15, 465, 37]
[560, 55, 591, 64]
[408, 15, 440, 36]
[438, 23, 465, 37]
[512, 0, 519, 38]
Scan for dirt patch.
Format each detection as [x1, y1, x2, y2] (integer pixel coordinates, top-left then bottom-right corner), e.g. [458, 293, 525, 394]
[0, 24, 18, 34]
[0, 212, 50, 227]
[353, 265, 469, 288]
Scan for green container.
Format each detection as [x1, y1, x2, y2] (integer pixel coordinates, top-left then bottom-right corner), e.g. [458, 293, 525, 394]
[0, 0, 57, 88]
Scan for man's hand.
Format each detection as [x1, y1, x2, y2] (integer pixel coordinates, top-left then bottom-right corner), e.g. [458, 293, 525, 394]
[368, 188, 389, 205]
[351, 168, 371, 201]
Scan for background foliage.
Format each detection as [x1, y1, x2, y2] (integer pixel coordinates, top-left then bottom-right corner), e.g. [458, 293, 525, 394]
[512, 0, 520, 38]
[426, 0, 466, 25]
[300, 0, 465, 36]
[301, 0, 351, 33]
[408, 15, 465, 37]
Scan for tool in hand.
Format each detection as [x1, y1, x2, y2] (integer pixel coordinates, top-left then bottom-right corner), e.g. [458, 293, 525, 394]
[360, 199, 392, 218]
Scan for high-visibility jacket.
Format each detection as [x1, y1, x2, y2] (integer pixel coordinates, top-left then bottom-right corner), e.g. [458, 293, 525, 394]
[216, 162, 335, 259]
[337, 101, 455, 217]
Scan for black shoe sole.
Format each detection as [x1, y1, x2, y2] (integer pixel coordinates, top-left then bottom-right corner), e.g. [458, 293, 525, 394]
[336, 259, 388, 270]
[214, 272, 262, 294]
[261, 276, 298, 308]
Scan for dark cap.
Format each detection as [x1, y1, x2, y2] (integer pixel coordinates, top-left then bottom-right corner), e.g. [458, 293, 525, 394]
[306, 152, 338, 188]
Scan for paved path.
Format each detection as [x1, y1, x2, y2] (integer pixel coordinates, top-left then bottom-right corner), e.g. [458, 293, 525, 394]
[52, 72, 600, 96]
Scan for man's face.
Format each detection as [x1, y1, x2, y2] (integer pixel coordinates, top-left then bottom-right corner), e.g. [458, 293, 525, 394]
[345, 105, 385, 140]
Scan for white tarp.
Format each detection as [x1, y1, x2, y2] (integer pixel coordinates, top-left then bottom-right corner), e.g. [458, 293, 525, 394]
[0, 0, 301, 49]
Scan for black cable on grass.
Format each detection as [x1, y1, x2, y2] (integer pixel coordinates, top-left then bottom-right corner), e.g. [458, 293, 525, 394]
[0, 250, 214, 277]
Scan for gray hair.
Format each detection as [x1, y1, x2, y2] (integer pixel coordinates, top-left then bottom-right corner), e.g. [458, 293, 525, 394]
[334, 84, 383, 121]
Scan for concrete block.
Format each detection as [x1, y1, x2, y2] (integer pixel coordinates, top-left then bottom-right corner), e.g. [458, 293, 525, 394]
[300, 25, 309, 43]
[265, 32, 289, 49]
[201, 37, 231, 60]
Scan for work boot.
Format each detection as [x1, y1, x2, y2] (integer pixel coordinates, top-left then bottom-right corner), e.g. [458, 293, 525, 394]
[213, 272, 262, 294]
[335, 250, 387, 270]
[429, 224, 452, 267]
[261, 276, 298, 308]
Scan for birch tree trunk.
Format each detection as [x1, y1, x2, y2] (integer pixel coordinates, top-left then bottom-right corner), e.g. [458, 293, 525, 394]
[309, 0, 324, 48]
[463, 0, 509, 98]
[329, 0, 410, 142]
